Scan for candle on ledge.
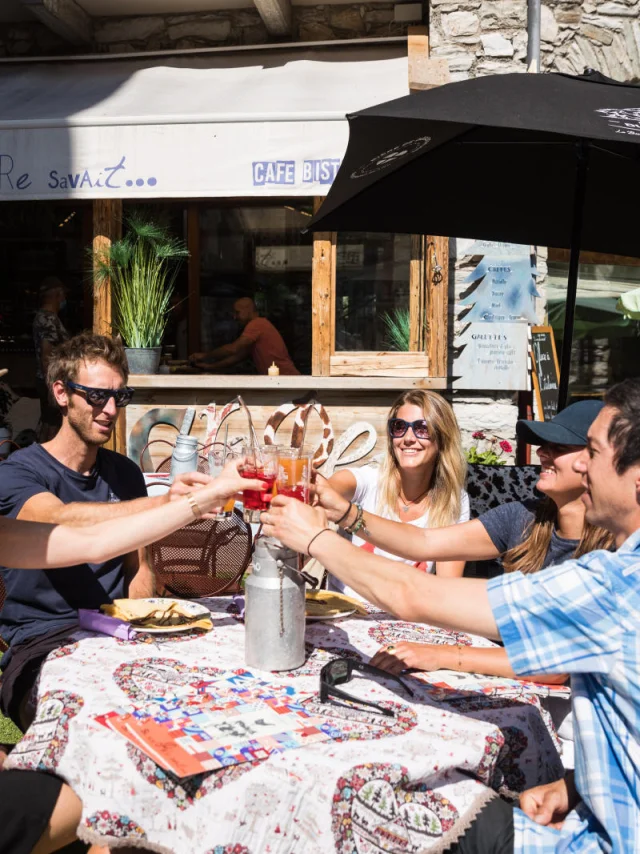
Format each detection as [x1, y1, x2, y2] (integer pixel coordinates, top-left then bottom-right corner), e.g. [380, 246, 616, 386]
[268, 362, 280, 377]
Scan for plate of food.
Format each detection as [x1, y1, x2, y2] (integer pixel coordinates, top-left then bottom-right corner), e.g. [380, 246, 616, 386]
[305, 591, 365, 622]
[101, 598, 213, 633]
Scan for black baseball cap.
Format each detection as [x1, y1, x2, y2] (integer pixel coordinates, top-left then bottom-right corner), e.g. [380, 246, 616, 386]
[516, 400, 604, 447]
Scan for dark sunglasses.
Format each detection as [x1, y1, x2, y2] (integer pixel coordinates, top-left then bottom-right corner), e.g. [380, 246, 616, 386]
[320, 657, 414, 718]
[388, 418, 431, 440]
[66, 381, 134, 408]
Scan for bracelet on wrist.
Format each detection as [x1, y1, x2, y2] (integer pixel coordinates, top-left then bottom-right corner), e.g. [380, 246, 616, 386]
[306, 528, 332, 557]
[345, 503, 365, 535]
[185, 492, 203, 520]
[335, 501, 353, 526]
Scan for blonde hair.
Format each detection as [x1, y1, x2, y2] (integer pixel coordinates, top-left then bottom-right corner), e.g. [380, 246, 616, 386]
[502, 496, 615, 574]
[377, 390, 467, 528]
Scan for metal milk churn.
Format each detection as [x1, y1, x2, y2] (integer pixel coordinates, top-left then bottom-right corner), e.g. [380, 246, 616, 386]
[245, 537, 306, 671]
[170, 434, 198, 480]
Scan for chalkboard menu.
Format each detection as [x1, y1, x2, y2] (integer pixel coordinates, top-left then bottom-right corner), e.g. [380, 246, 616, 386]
[531, 326, 560, 421]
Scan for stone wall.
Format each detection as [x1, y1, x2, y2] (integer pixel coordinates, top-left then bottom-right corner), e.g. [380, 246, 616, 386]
[429, 0, 640, 82]
[0, 5, 409, 57]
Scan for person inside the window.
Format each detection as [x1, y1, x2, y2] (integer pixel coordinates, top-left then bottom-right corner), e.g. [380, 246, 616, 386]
[190, 297, 300, 375]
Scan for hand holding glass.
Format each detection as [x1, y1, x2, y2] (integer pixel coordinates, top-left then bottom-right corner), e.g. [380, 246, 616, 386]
[208, 447, 239, 519]
[276, 448, 313, 504]
[241, 445, 279, 523]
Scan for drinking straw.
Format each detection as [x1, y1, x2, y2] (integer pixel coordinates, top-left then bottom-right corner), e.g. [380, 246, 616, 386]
[222, 420, 229, 465]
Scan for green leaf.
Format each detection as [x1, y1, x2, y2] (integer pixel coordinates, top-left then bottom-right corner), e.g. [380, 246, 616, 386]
[382, 308, 411, 351]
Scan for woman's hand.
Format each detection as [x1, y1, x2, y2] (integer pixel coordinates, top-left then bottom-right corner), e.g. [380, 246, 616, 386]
[369, 642, 445, 676]
[313, 475, 352, 524]
[262, 495, 329, 554]
[519, 773, 578, 829]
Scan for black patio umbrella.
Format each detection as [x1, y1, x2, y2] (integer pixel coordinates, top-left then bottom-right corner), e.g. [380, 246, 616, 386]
[308, 70, 640, 410]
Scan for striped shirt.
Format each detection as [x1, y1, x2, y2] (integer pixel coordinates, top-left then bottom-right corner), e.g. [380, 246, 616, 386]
[487, 529, 640, 852]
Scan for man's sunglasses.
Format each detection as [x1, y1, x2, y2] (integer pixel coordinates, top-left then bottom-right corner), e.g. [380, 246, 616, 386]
[66, 381, 135, 408]
[320, 657, 414, 718]
[388, 418, 431, 440]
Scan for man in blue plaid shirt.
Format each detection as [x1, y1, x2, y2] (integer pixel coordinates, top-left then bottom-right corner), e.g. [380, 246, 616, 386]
[264, 377, 640, 852]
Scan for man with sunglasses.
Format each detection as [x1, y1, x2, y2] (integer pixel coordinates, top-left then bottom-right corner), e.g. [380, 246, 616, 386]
[0, 332, 210, 729]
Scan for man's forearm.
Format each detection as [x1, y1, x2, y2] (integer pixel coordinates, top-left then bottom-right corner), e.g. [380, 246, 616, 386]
[48, 494, 166, 526]
[125, 547, 156, 598]
[312, 531, 500, 639]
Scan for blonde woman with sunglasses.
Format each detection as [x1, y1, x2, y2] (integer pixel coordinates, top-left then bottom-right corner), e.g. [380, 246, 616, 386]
[328, 390, 469, 599]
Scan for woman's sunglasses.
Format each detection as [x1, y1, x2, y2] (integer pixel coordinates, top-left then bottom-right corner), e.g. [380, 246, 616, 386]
[319, 657, 414, 718]
[388, 418, 431, 440]
[66, 381, 135, 408]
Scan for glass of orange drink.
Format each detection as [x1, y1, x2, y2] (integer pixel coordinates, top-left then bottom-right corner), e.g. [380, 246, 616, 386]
[276, 448, 313, 504]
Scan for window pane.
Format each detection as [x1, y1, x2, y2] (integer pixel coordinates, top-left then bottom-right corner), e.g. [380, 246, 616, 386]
[335, 233, 412, 351]
[199, 201, 312, 374]
[547, 257, 640, 395]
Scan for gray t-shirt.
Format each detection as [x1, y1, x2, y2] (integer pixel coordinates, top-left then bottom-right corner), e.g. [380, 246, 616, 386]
[479, 499, 578, 571]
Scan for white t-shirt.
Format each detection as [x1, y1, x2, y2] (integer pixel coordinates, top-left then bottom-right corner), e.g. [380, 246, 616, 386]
[329, 464, 470, 599]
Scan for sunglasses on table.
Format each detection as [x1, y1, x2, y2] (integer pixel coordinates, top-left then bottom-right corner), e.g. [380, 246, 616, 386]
[388, 418, 431, 440]
[319, 657, 414, 718]
[66, 381, 135, 408]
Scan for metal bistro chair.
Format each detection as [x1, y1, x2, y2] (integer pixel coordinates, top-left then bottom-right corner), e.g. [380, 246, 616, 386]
[464, 463, 541, 579]
[150, 510, 253, 599]
[145, 439, 253, 598]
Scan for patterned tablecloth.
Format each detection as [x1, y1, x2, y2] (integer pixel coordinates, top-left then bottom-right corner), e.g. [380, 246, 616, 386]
[6, 599, 565, 854]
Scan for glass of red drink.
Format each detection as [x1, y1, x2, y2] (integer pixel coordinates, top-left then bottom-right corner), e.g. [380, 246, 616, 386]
[276, 448, 313, 504]
[241, 444, 279, 523]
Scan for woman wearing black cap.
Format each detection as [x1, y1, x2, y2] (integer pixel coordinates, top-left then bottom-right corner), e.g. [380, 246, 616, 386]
[313, 401, 613, 687]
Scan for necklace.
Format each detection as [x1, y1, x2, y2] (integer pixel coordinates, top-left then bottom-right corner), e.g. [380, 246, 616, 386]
[398, 486, 430, 513]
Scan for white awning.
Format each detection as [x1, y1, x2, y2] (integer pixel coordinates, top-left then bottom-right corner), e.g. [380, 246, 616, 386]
[0, 44, 408, 201]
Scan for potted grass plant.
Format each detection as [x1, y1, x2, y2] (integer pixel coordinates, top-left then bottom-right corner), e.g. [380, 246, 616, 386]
[94, 213, 189, 374]
[382, 307, 411, 351]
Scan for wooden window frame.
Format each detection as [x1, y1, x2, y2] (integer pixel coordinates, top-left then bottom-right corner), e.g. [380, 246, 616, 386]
[311, 201, 448, 379]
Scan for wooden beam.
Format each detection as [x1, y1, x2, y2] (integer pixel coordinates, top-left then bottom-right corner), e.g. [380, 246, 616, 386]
[408, 26, 451, 91]
[252, 0, 291, 35]
[408, 27, 449, 378]
[409, 235, 426, 353]
[92, 199, 122, 455]
[186, 204, 201, 356]
[311, 198, 335, 376]
[426, 236, 449, 378]
[92, 199, 122, 337]
[20, 0, 92, 44]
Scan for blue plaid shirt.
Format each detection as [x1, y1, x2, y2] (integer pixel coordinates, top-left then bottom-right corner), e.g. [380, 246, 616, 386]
[487, 529, 640, 853]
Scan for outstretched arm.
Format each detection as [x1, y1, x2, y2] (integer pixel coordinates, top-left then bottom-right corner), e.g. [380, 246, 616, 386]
[315, 477, 498, 563]
[369, 643, 568, 684]
[262, 497, 500, 640]
[1, 461, 266, 571]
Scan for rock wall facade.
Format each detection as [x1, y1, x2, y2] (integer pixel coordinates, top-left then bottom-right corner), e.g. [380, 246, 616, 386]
[0, 5, 409, 57]
[430, 0, 640, 82]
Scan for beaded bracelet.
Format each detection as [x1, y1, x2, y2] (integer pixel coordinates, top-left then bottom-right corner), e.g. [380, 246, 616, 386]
[345, 503, 365, 535]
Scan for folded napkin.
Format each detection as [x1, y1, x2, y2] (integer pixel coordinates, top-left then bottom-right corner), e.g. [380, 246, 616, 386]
[78, 609, 138, 640]
[305, 591, 368, 618]
[101, 599, 212, 632]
